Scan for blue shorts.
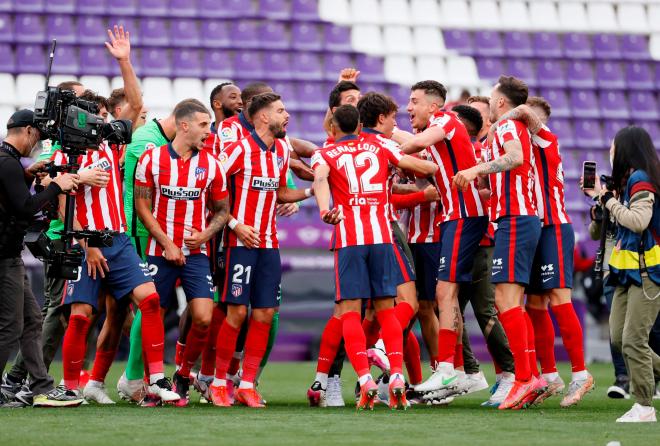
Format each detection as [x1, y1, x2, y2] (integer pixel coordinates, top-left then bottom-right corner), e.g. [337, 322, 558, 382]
[528, 223, 575, 292]
[222, 247, 281, 309]
[147, 254, 214, 309]
[392, 224, 415, 285]
[63, 233, 152, 311]
[410, 242, 441, 301]
[438, 217, 489, 283]
[335, 243, 399, 301]
[491, 216, 542, 285]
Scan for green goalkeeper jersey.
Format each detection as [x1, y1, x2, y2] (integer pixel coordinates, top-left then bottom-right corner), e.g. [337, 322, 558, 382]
[123, 119, 170, 237]
[37, 140, 64, 240]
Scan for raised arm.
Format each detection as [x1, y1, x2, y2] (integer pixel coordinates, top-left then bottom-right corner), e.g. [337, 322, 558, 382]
[497, 104, 543, 135]
[105, 25, 143, 128]
[399, 126, 446, 154]
[396, 154, 438, 177]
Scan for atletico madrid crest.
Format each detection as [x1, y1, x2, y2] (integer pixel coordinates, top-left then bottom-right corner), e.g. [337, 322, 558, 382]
[277, 156, 284, 170]
[231, 284, 243, 297]
[195, 167, 207, 180]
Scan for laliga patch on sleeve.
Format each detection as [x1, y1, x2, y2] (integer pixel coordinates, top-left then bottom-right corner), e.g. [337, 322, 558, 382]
[145, 142, 156, 151]
[496, 120, 518, 141]
[220, 127, 236, 141]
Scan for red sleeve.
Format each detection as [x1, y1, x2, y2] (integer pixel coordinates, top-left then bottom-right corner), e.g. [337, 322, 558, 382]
[220, 140, 244, 176]
[391, 190, 427, 210]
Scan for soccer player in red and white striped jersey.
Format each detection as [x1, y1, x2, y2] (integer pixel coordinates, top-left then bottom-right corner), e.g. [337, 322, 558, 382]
[400, 81, 488, 395]
[202, 82, 242, 157]
[312, 105, 437, 410]
[454, 76, 545, 410]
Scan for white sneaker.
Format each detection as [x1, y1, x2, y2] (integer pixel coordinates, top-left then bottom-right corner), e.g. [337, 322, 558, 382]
[83, 380, 115, 404]
[147, 378, 180, 403]
[616, 403, 657, 423]
[482, 373, 514, 407]
[414, 362, 458, 393]
[325, 375, 345, 407]
[461, 371, 490, 395]
[117, 372, 146, 403]
[367, 347, 390, 374]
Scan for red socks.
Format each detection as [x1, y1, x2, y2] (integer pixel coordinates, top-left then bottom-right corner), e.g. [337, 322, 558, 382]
[90, 348, 117, 383]
[499, 306, 531, 382]
[437, 329, 458, 364]
[200, 306, 225, 376]
[404, 330, 422, 385]
[138, 293, 166, 376]
[174, 342, 185, 369]
[552, 303, 586, 372]
[214, 320, 240, 380]
[316, 316, 343, 374]
[523, 311, 540, 377]
[179, 324, 210, 377]
[527, 307, 557, 374]
[361, 318, 380, 348]
[376, 308, 403, 375]
[394, 302, 415, 330]
[62, 314, 91, 390]
[454, 343, 464, 369]
[241, 319, 271, 384]
[341, 311, 369, 377]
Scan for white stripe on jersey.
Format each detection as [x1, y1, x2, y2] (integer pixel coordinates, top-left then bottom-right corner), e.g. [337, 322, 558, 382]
[554, 186, 569, 224]
[166, 153, 179, 248]
[430, 147, 454, 219]
[470, 184, 484, 215]
[235, 140, 251, 247]
[353, 207, 364, 245]
[515, 175, 527, 216]
[181, 155, 200, 256]
[411, 206, 422, 242]
[265, 149, 280, 249]
[533, 163, 544, 221]
[370, 206, 383, 244]
[494, 150, 503, 218]
[338, 204, 347, 246]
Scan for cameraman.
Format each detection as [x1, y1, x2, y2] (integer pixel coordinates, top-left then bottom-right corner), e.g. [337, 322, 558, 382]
[584, 126, 660, 423]
[0, 110, 82, 408]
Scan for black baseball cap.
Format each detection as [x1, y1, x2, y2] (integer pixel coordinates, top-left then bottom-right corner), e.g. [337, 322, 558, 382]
[7, 109, 35, 129]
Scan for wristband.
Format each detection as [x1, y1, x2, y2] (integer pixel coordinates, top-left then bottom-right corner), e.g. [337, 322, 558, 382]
[304, 188, 312, 198]
[228, 218, 238, 230]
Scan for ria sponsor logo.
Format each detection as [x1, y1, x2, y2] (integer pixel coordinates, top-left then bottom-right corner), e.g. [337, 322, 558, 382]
[251, 176, 279, 191]
[160, 185, 202, 200]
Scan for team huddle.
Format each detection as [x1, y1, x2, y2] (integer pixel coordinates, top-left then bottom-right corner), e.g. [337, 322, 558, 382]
[2, 26, 596, 412]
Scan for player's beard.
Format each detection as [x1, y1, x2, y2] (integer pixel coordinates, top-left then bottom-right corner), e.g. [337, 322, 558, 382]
[222, 105, 237, 118]
[270, 122, 286, 139]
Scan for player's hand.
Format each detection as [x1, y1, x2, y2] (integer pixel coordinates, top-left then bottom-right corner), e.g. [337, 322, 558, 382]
[233, 223, 260, 249]
[423, 185, 440, 202]
[86, 247, 109, 280]
[79, 168, 110, 188]
[164, 241, 186, 266]
[276, 203, 299, 217]
[452, 167, 478, 191]
[338, 67, 360, 83]
[320, 208, 343, 225]
[183, 226, 210, 251]
[53, 173, 80, 192]
[105, 25, 131, 61]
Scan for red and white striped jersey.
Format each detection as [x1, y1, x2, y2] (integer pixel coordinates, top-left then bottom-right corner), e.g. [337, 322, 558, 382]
[487, 119, 537, 221]
[135, 144, 228, 257]
[53, 144, 126, 233]
[531, 125, 571, 226]
[360, 129, 400, 222]
[201, 121, 221, 158]
[311, 134, 404, 248]
[472, 139, 495, 246]
[405, 149, 441, 244]
[221, 132, 290, 249]
[217, 113, 253, 154]
[426, 111, 485, 222]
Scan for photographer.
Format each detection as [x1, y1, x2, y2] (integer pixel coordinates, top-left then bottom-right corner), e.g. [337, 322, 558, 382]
[0, 110, 82, 408]
[583, 126, 660, 423]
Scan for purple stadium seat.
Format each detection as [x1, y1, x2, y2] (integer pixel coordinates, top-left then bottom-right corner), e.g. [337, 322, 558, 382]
[625, 62, 654, 90]
[533, 32, 562, 59]
[549, 119, 574, 147]
[475, 57, 505, 83]
[323, 53, 353, 81]
[539, 88, 570, 118]
[140, 48, 172, 77]
[595, 61, 625, 89]
[0, 44, 15, 73]
[474, 31, 504, 57]
[270, 81, 297, 109]
[443, 30, 474, 56]
[295, 82, 326, 111]
[168, 0, 197, 17]
[233, 51, 263, 80]
[47, 15, 77, 45]
[570, 90, 599, 118]
[78, 0, 106, 15]
[603, 119, 630, 143]
[298, 112, 327, 142]
[0, 14, 12, 42]
[138, 0, 167, 16]
[355, 54, 385, 82]
[593, 34, 621, 60]
[259, 0, 292, 20]
[14, 14, 45, 44]
[503, 32, 533, 58]
[574, 119, 605, 149]
[566, 61, 595, 89]
[639, 121, 660, 142]
[139, 19, 170, 47]
[360, 82, 387, 95]
[563, 33, 593, 59]
[172, 49, 202, 77]
[171, 20, 200, 47]
[79, 46, 111, 76]
[600, 91, 630, 120]
[16, 44, 46, 73]
[51, 45, 79, 75]
[46, 0, 75, 13]
[388, 84, 411, 108]
[0, 0, 11, 12]
[200, 21, 231, 48]
[507, 59, 536, 87]
[258, 22, 290, 50]
[14, 0, 43, 12]
[620, 35, 650, 60]
[536, 60, 566, 88]
[262, 52, 292, 80]
[292, 23, 323, 51]
[77, 16, 106, 46]
[292, 52, 323, 81]
[203, 49, 233, 79]
[291, 0, 319, 21]
[198, 0, 256, 18]
[111, 0, 136, 15]
[629, 92, 659, 120]
[324, 23, 352, 52]
[230, 21, 260, 49]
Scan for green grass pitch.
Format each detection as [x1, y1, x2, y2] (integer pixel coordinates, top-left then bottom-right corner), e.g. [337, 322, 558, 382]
[1, 362, 658, 446]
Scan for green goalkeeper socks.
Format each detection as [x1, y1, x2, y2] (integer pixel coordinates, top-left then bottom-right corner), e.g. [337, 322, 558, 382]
[125, 310, 145, 380]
